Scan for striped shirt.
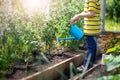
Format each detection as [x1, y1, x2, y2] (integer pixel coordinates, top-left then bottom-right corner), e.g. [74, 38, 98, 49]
[84, 0, 101, 35]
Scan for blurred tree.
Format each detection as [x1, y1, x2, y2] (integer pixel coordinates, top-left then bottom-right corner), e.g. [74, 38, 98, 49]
[107, 0, 120, 23]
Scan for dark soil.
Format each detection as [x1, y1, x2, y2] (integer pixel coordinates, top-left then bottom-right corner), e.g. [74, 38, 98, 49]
[5, 49, 83, 80]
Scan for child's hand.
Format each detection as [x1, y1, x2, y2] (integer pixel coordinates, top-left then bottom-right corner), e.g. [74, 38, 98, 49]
[71, 14, 80, 23]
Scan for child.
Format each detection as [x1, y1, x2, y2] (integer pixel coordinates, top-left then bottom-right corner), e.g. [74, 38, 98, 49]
[71, 0, 101, 72]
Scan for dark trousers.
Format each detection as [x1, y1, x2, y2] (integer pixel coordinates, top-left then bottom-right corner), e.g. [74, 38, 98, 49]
[83, 36, 97, 68]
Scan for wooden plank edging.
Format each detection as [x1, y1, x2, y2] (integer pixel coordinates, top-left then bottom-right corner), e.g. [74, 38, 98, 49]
[21, 54, 85, 80]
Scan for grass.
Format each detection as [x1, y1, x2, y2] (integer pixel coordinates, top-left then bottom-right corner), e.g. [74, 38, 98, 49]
[105, 19, 120, 32]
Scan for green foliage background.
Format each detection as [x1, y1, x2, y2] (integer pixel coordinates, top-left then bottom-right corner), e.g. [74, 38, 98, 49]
[0, 0, 84, 74]
[106, 0, 120, 23]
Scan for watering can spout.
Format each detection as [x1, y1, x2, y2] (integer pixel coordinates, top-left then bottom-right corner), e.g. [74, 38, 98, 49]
[57, 37, 75, 42]
[57, 25, 84, 42]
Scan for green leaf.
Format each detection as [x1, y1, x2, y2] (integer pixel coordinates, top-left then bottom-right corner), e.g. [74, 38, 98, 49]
[106, 47, 116, 54]
[97, 74, 120, 80]
[113, 55, 120, 63]
[107, 62, 120, 71]
[106, 55, 120, 71]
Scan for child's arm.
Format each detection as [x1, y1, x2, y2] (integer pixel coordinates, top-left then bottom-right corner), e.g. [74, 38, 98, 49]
[71, 10, 95, 23]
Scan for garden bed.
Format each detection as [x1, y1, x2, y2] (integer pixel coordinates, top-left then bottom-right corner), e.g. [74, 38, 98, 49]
[5, 35, 103, 80]
[5, 49, 85, 80]
[1, 33, 119, 80]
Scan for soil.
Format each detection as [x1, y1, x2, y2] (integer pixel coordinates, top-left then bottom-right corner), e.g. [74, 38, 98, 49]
[5, 49, 83, 80]
[84, 65, 108, 79]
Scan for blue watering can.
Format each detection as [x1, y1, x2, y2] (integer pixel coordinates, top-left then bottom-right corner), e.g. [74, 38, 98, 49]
[57, 25, 84, 42]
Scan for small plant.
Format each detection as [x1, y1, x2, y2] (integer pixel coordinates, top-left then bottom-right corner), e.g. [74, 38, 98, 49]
[100, 33, 120, 54]
[106, 45, 120, 55]
[101, 33, 120, 75]
[41, 21, 57, 55]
